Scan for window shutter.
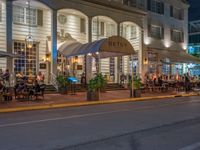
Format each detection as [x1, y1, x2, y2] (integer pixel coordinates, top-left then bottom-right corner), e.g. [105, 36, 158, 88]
[0, 3, 2, 22]
[170, 6, 173, 17]
[161, 26, 164, 39]
[148, 24, 151, 37]
[181, 31, 184, 42]
[100, 22, 105, 36]
[37, 9, 43, 26]
[170, 29, 173, 41]
[147, 0, 151, 11]
[161, 2, 164, 14]
[80, 18, 86, 33]
[180, 9, 184, 20]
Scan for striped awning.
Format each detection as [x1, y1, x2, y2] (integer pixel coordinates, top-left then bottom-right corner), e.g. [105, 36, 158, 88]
[58, 36, 135, 58]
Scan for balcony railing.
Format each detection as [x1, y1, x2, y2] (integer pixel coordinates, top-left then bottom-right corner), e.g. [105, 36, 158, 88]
[83, 0, 146, 11]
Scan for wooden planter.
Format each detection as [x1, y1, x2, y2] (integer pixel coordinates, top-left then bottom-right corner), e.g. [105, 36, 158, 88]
[130, 89, 141, 98]
[58, 87, 67, 95]
[100, 86, 106, 93]
[87, 91, 99, 101]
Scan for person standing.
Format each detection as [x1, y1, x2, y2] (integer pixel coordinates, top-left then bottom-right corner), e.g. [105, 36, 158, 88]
[81, 72, 86, 85]
[185, 74, 190, 93]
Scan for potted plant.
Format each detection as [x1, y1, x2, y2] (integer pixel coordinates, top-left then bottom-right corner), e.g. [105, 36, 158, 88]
[56, 75, 68, 94]
[128, 76, 142, 98]
[87, 73, 106, 101]
[99, 74, 107, 93]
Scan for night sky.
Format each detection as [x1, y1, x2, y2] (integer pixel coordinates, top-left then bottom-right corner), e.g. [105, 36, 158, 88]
[188, 0, 200, 21]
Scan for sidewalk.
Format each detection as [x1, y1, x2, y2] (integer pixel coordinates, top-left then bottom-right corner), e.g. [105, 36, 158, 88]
[0, 90, 198, 113]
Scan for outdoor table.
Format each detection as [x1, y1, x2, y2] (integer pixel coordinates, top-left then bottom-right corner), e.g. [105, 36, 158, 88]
[68, 77, 78, 95]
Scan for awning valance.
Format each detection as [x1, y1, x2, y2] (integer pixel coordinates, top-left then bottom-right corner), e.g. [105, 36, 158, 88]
[147, 48, 200, 64]
[58, 36, 135, 58]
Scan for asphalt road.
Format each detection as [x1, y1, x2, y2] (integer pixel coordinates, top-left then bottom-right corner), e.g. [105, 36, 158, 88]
[0, 96, 200, 150]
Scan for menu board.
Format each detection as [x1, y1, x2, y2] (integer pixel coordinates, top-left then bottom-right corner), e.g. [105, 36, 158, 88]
[40, 63, 46, 69]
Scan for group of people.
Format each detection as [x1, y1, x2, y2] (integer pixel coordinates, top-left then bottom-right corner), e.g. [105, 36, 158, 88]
[0, 69, 45, 100]
[120, 73, 133, 85]
[144, 73, 200, 92]
[14, 71, 45, 98]
[0, 69, 10, 86]
[16, 71, 45, 84]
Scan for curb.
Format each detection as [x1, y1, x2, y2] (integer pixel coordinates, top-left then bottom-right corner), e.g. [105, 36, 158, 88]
[0, 93, 198, 113]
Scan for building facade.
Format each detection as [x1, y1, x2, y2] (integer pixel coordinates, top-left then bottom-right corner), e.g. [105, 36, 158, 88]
[188, 20, 200, 76]
[0, 0, 189, 85]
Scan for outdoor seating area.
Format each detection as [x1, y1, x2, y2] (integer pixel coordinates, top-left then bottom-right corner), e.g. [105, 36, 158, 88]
[0, 69, 46, 102]
[0, 66, 200, 106]
[142, 74, 200, 93]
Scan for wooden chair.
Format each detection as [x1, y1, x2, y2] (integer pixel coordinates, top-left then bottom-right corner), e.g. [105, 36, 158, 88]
[34, 84, 45, 100]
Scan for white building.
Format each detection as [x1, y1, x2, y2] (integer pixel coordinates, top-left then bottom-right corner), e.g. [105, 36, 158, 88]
[0, 0, 190, 85]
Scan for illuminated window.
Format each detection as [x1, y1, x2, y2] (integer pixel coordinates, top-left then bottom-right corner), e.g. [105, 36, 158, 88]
[14, 41, 37, 76]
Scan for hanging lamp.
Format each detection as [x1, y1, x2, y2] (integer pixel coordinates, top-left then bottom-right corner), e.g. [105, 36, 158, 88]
[25, 0, 33, 49]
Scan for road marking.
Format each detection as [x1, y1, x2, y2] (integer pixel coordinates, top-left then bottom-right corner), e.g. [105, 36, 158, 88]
[179, 142, 200, 150]
[0, 99, 200, 128]
[0, 109, 131, 128]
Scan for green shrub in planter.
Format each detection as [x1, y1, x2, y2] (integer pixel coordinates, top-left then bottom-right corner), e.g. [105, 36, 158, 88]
[56, 75, 69, 94]
[87, 73, 106, 101]
[128, 76, 142, 98]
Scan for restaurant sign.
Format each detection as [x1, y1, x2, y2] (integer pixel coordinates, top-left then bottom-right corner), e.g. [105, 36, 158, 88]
[100, 36, 135, 55]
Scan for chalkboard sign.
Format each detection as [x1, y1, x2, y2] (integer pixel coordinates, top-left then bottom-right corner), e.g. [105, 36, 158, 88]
[40, 63, 46, 69]
[77, 65, 83, 70]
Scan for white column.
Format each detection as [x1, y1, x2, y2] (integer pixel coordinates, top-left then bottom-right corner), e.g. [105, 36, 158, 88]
[86, 16, 93, 83]
[138, 29, 143, 76]
[51, 9, 57, 75]
[6, 0, 13, 71]
[116, 23, 121, 83]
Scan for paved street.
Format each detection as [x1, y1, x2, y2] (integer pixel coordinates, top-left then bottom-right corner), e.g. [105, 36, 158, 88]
[0, 96, 200, 150]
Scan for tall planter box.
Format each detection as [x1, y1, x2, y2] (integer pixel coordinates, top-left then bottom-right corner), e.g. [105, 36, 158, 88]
[58, 87, 67, 95]
[130, 89, 141, 98]
[87, 91, 99, 101]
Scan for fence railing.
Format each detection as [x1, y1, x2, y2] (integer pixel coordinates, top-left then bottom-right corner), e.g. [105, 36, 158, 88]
[50, 73, 58, 91]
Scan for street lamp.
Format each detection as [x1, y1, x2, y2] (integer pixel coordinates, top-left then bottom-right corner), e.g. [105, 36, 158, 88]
[25, 0, 33, 49]
[144, 58, 148, 65]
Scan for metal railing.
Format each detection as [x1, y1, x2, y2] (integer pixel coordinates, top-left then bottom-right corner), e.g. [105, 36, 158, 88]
[50, 73, 58, 91]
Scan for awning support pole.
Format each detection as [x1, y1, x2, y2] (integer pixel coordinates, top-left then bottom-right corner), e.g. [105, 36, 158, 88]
[98, 53, 101, 98]
[131, 54, 134, 97]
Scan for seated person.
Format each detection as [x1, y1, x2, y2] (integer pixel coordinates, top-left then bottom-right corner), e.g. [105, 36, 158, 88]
[34, 80, 41, 92]
[36, 72, 45, 84]
[15, 79, 27, 93]
[158, 76, 163, 87]
[28, 73, 34, 84]
[29, 80, 41, 96]
[0, 80, 5, 93]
